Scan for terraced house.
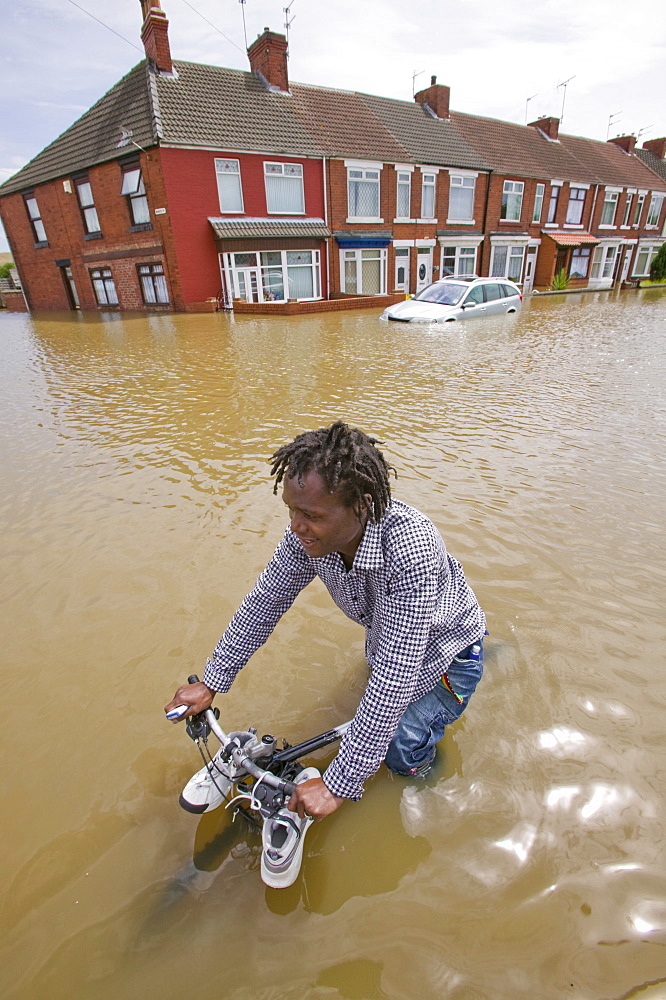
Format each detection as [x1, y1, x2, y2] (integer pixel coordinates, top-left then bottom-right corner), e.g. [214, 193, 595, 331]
[1, 0, 665, 313]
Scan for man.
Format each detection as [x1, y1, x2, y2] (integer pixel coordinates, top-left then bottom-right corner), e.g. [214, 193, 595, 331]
[165, 421, 486, 822]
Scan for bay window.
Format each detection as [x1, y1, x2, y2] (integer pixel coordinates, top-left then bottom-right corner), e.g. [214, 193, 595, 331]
[565, 187, 586, 225]
[590, 244, 618, 280]
[215, 158, 244, 213]
[264, 162, 305, 214]
[501, 180, 524, 221]
[448, 173, 476, 222]
[490, 244, 525, 281]
[222, 249, 321, 302]
[568, 247, 591, 278]
[441, 245, 477, 276]
[421, 172, 436, 219]
[633, 243, 661, 276]
[347, 165, 381, 220]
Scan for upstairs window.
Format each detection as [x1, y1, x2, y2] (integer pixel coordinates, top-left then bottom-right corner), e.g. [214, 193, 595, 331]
[565, 187, 586, 225]
[633, 193, 646, 226]
[264, 162, 304, 214]
[348, 167, 380, 219]
[546, 184, 561, 223]
[120, 165, 150, 226]
[622, 193, 634, 226]
[421, 173, 436, 219]
[23, 194, 47, 244]
[501, 180, 524, 221]
[215, 158, 244, 213]
[600, 189, 619, 226]
[448, 174, 475, 221]
[646, 194, 664, 227]
[396, 171, 411, 218]
[532, 183, 545, 223]
[75, 177, 101, 235]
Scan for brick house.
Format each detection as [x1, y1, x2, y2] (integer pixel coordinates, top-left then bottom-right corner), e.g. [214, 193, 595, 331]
[1, 0, 664, 312]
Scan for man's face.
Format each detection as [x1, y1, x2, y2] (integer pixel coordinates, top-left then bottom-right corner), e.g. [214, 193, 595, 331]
[282, 470, 367, 565]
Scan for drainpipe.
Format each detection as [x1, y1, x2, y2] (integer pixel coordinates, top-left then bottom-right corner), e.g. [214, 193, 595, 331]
[480, 169, 493, 275]
[587, 183, 600, 282]
[322, 156, 330, 299]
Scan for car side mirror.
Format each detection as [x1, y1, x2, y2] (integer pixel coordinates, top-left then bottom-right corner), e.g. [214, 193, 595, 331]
[462, 300, 476, 308]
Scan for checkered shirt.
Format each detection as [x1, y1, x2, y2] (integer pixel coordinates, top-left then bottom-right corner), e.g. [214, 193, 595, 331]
[203, 500, 486, 800]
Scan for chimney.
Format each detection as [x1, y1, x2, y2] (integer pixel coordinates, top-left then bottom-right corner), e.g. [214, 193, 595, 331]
[528, 116, 560, 141]
[247, 28, 289, 93]
[140, 1, 173, 73]
[608, 134, 637, 154]
[642, 137, 666, 159]
[414, 76, 450, 120]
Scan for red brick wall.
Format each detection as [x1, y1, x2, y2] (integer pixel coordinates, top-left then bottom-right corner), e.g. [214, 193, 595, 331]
[159, 147, 326, 306]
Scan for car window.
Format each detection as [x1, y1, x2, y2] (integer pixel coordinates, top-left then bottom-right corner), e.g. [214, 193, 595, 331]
[464, 286, 484, 305]
[502, 284, 518, 298]
[483, 282, 503, 302]
[416, 283, 466, 305]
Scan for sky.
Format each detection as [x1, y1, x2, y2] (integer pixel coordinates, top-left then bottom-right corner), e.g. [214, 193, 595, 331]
[2, 0, 665, 254]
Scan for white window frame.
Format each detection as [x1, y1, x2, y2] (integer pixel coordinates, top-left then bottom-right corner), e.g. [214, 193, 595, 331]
[490, 243, 526, 282]
[532, 183, 545, 223]
[75, 178, 101, 235]
[632, 242, 661, 277]
[394, 164, 413, 221]
[346, 160, 383, 222]
[439, 244, 478, 277]
[500, 180, 524, 222]
[632, 192, 646, 227]
[590, 243, 620, 280]
[447, 171, 477, 224]
[420, 172, 437, 220]
[120, 165, 150, 225]
[263, 161, 305, 215]
[621, 192, 634, 228]
[646, 194, 664, 228]
[340, 247, 387, 294]
[599, 188, 620, 228]
[215, 158, 244, 214]
[222, 249, 321, 302]
[24, 194, 47, 243]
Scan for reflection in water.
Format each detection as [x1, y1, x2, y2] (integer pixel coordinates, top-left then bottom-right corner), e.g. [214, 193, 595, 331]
[1, 290, 666, 999]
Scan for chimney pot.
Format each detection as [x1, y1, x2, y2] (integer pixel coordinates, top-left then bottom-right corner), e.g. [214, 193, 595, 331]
[431, 75, 437, 86]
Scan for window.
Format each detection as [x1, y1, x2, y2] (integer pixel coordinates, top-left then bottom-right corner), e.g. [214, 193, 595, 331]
[565, 187, 586, 225]
[590, 245, 618, 280]
[501, 180, 524, 221]
[89, 268, 118, 306]
[223, 250, 321, 302]
[448, 174, 475, 221]
[600, 189, 619, 226]
[396, 172, 411, 219]
[490, 244, 525, 281]
[532, 183, 545, 223]
[569, 247, 591, 278]
[264, 162, 304, 214]
[646, 194, 664, 227]
[75, 177, 101, 235]
[441, 245, 477, 276]
[138, 263, 169, 304]
[348, 167, 380, 219]
[341, 248, 386, 294]
[622, 193, 634, 227]
[633, 243, 660, 276]
[215, 158, 244, 213]
[421, 173, 436, 219]
[120, 165, 150, 226]
[546, 184, 561, 224]
[23, 194, 47, 243]
[633, 193, 646, 226]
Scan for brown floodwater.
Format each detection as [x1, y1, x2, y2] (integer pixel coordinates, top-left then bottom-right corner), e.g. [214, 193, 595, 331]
[1, 289, 665, 1000]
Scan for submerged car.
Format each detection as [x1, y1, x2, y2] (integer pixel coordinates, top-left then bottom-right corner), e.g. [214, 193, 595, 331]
[380, 276, 522, 323]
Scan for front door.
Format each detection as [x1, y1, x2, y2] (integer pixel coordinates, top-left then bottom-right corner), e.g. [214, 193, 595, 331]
[233, 268, 260, 303]
[415, 247, 433, 294]
[523, 249, 538, 293]
[394, 248, 410, 293]
[59, 265, 80, 309]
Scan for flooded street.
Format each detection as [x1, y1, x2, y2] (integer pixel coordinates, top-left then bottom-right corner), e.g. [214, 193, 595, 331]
[1, 289, 666, 1000]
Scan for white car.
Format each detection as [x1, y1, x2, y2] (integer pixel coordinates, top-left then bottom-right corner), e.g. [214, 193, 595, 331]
[381, 277, 523, 323]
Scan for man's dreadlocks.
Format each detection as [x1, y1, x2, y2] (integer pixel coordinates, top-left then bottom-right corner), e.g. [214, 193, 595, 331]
[270, 421, 396, 523]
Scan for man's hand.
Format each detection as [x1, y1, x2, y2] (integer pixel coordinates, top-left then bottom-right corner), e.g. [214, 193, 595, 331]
[164, 681, 215, 717]
[288, 777, 345, 821]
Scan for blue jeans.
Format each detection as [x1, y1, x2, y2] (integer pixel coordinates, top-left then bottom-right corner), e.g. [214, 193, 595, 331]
[384, 640, 484, 776]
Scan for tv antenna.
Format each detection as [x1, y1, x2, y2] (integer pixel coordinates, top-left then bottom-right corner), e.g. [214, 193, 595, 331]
[284, 0, 296, 55]
[412, 69, 424, 97]
[239, 0, 248, 50]
[557, 75, 575, 125]
[525, 92, 539, 124]
[637, 124, 654, 143]
[117, 128, 147, 153]
[606, 111, 622, 139]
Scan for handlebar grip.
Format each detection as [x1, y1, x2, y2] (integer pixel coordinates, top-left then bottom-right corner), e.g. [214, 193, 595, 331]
[187, 674, 200, 684]
[282, 781, 296, 798]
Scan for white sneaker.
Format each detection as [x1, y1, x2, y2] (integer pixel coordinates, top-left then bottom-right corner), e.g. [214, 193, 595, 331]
[260, 767, 320, 889]
[179, 749, 234, 814]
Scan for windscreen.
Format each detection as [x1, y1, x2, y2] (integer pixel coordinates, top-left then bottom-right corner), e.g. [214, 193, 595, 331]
[416, 283, 466, 305]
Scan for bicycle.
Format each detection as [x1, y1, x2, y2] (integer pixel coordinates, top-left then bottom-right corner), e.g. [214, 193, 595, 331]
[167, 675, 351, 888]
